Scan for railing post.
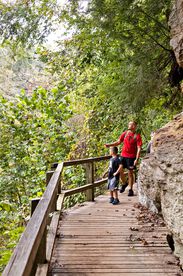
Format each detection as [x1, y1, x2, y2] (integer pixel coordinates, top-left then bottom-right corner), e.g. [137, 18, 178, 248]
[85, 162, 95, 201]
[47, 169, 61, 194]
[46, 170, 54, 186]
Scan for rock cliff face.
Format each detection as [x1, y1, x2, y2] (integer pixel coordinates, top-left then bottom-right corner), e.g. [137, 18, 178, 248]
[138, 112, 183, 265]
[169, 0, 183, 68]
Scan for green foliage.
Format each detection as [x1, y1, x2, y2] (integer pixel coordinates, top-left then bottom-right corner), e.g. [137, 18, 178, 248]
[0, 206, 25, 272]
[64, 193, 85, 209]
[0, 87, 72, 201]
[48, 0, 182, 157]
[0, 0, 59, 48]
[0, 86, 74, 271]
[0, 0, 183, 272]
[62, 166, 86, 209]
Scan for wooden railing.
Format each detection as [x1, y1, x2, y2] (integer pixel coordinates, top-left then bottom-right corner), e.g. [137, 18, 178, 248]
[3, 155, 110, 276]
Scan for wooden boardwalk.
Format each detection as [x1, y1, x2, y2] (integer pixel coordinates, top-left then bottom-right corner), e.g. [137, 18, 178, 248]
[49, 186, 182, 276]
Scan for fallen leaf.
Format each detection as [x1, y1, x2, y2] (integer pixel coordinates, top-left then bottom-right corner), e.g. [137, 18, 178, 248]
[166, 261, 175, 265]
[130, 227, 139, 231]
[142, 239, 148, 245]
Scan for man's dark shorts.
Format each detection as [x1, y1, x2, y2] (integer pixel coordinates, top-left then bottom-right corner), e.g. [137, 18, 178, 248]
[120, 157, 136, 170]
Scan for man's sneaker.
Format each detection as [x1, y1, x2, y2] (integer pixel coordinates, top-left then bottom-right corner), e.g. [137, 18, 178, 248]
[119, 183, 128, 193]
[128, 189, 134, 196]
[112, 198, 119, 205]
[109, 197, 114, 203]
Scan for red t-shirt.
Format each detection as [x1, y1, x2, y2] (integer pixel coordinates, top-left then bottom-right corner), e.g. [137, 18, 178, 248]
[119, 131, 142, 158]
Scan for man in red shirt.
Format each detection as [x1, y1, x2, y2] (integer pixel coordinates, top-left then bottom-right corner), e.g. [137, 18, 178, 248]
[104, 121, 142, 196]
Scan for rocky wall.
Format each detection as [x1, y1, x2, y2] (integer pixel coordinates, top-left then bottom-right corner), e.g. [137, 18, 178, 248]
[169, 0, 183, 68]
[138, 112, 183, 265]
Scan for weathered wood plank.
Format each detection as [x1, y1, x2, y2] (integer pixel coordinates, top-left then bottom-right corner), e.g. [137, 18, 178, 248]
[51, 156, 110, 169]
[50, 189, 182, 276]
[63, 155, 110, 166]
[3, 163, 64, 276]
[53, 244, 169, 248]
[85, 162, 94, 201]
[46, 194, 64, 265]
[51, 250, 172, 257]
[50, 274, 177, 276]
[56, 194, 65, 211]
[63, 178, 107, 197]
[35, 264, 48, 276]
[49, 258, 175, 264]
[51, 268, 180, 273]
[47, 212, 61, 262]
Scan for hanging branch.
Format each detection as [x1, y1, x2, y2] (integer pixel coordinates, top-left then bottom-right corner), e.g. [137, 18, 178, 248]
[137, 7, 169, 35]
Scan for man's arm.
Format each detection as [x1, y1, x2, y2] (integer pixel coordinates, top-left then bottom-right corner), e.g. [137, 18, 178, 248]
[134, 146, 141, 166]
[104, 139, 121, 148]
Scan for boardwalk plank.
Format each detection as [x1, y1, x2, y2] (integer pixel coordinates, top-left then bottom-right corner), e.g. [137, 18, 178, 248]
[51, 274, 178, 276]
[49, 187, 182, 276]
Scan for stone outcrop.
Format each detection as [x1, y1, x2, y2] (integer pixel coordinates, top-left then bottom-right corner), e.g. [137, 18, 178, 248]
[138, 112, 183, 265]
[169, 0, 183, 68]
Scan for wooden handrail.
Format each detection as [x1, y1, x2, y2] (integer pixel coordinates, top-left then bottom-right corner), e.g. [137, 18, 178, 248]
[3, 155, 109, 276]
[3, 163, 64, 276]
[63, 155, 110, 166]
[63, 178, 107, 197]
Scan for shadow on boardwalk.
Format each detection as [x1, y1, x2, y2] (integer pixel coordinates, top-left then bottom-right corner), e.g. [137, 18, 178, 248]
[49, 185, 182, 276]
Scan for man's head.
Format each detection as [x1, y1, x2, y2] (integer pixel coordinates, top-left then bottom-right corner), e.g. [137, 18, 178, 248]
[110, 146, 118, 156]
[128, 121, 137, 131]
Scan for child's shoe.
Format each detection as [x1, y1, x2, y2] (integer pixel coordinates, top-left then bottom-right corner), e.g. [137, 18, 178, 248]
[112, 198, 119, 205]
[109, 197, 114, 203]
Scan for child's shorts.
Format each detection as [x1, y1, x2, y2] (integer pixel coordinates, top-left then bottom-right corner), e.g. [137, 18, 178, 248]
[107, 177, 119, 191]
